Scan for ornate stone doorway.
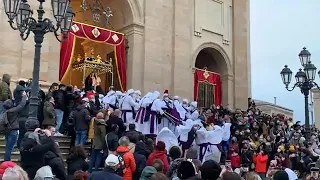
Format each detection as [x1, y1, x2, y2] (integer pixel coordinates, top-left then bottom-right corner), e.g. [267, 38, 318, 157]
[194, 46, 229, 107]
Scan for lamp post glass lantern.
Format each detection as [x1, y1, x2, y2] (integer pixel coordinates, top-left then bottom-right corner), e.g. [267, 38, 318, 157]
[280, 47, 320, 141]
[3, 0, 21, 20]
[2, 0, 74, 123]
[295, 69, 306, 84]
[305, 61, 317, 81]
[280, 65, 293, 86]
[299, 47, 311, 67]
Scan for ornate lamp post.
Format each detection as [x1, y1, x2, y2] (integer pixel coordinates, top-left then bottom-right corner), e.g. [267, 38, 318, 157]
[280, 47, 320, 141]
[2, 0, 75, 122]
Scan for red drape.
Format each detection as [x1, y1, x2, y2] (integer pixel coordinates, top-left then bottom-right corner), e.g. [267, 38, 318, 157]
[59, 21, 127, 91]
[194, 69, 222, 106]
[59, 33, 75, 80]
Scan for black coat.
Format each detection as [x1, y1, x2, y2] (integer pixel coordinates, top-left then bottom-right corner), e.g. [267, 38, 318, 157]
[53, 89, 66, 111]
[71, 105, 91, 131]
[106, 115, 126, 136]
[135, 141, 151, 159]
[88, 167, 123, 180]
[3, 96, 27, 131]
[20, 133, 56, 179]
[66, 155, 89, 180]
[133, 142, 147, 180]
[106, 131, 119, 152]
[44, 151, 66, 180]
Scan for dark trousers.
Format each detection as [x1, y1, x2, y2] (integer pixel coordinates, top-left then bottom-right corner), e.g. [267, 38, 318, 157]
[4, 130, 18, 161]
[89, 149, 103, 172]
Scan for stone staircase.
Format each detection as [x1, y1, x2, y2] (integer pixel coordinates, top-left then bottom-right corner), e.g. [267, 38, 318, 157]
[0, 135, 73, 164]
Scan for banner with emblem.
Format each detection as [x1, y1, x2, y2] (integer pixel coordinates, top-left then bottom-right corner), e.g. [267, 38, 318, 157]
[60, 21, 127, 91]
[193, 68, 222, 106]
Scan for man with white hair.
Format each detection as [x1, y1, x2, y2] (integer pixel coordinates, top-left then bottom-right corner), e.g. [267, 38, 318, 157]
[120, 89, 139, 126]
[186, 101, 199, 120]
[88, 154, 123, 180]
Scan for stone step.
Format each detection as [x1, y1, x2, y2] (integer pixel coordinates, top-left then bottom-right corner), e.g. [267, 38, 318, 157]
[0, 151, 70, 161]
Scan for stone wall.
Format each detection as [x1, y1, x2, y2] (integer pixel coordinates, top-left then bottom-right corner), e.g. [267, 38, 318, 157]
[0, 0, 251, 108]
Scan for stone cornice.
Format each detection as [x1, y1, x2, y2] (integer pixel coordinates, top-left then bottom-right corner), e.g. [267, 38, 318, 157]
[119, 23, 144, 36]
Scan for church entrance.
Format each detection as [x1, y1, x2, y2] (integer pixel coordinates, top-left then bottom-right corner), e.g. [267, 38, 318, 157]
[59, 0, 133, 93]
[194, 47, 226, 107]
[197, 81, 215, 108]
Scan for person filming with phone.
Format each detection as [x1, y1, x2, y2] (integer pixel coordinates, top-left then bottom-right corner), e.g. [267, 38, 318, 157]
[19, 120, 57, 179]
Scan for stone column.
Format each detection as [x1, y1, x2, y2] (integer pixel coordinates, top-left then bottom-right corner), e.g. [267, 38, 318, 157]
[312, 89, 320, 129]
[121, 24, 144, 91]
[232, 0, 250, 109]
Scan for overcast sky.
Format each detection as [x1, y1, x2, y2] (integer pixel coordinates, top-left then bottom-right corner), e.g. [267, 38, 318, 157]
[250, 0, 320, 123]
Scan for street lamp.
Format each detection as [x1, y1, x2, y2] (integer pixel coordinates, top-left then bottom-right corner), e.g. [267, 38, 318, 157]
[280, 47, 320, 141]
[2, 0, 75, 122]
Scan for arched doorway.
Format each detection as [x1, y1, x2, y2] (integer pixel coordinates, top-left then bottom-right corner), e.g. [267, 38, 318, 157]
[60, 0, 137, 93]
[194, 46, 229, 108]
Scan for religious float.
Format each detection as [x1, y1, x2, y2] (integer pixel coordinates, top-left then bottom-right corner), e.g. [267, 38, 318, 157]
[59, 21, 127, 92]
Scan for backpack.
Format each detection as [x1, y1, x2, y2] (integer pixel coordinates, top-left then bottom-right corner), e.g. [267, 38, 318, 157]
[0, 111, 9, 134]
[114, 152, 127, 176]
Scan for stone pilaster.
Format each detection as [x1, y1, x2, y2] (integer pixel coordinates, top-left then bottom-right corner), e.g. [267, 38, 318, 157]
[221, 74, 234, 109]
[172, 0, 194, 100]
[232, 0, 250, 109]
[120, 24, 144, 91]
[312, 89, 320, 129]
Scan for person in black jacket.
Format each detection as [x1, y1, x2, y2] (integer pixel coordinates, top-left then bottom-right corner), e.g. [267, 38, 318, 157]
[20, 124, 56, 179]
[106, 124, 119, 154]
[53, 84, 66, 135]
[133, 140, 147, 180]
[14, 84, 30, 149]
[64, 86, 75, 133]
[66, 145, 89, 180]
[3, 95, 27, 161]
[106, 109, 126, 137]
[44, 150, 66, 180]
[70, 100, 91, 145]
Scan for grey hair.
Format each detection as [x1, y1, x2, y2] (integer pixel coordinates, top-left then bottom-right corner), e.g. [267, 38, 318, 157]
[2, 166, 28, 180]
[119, 136, 130, 146]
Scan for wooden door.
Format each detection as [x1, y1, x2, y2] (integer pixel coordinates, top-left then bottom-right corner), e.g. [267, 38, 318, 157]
[197, 82, 215, 108]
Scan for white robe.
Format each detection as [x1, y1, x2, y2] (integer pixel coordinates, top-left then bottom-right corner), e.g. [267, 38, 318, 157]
[186, 109, 199, 121]
[173, 100, 186, 120]
[156, 127, 179, 152]
[195, 126, 223, 163]
[135, 96, 152, 134]
[120, 95, 139, 126]
[136, 92, 162, 135]
[103, 91, 117, 111]
[158, 100, 177, 134]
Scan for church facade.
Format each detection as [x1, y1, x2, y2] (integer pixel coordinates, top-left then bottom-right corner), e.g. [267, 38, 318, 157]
[0, 0, 251, 110]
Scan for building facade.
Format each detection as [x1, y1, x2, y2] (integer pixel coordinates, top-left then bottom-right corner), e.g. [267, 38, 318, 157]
[0, 0, 251, 110]
[254, 99, 294, 119]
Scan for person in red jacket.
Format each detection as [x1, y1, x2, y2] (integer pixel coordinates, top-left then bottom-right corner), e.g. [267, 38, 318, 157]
[114, 136, 136, 180]
[147, 141, 169, 174]
[253, 149, 268, 179]
[231, 150, 240, 169]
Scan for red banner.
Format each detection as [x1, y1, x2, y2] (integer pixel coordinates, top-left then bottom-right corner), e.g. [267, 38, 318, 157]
[59, 21, 127, 91]
[194, 69, 222, 106]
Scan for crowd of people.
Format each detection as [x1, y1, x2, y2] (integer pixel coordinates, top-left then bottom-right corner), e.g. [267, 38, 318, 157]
[0, 73, 319, 180]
